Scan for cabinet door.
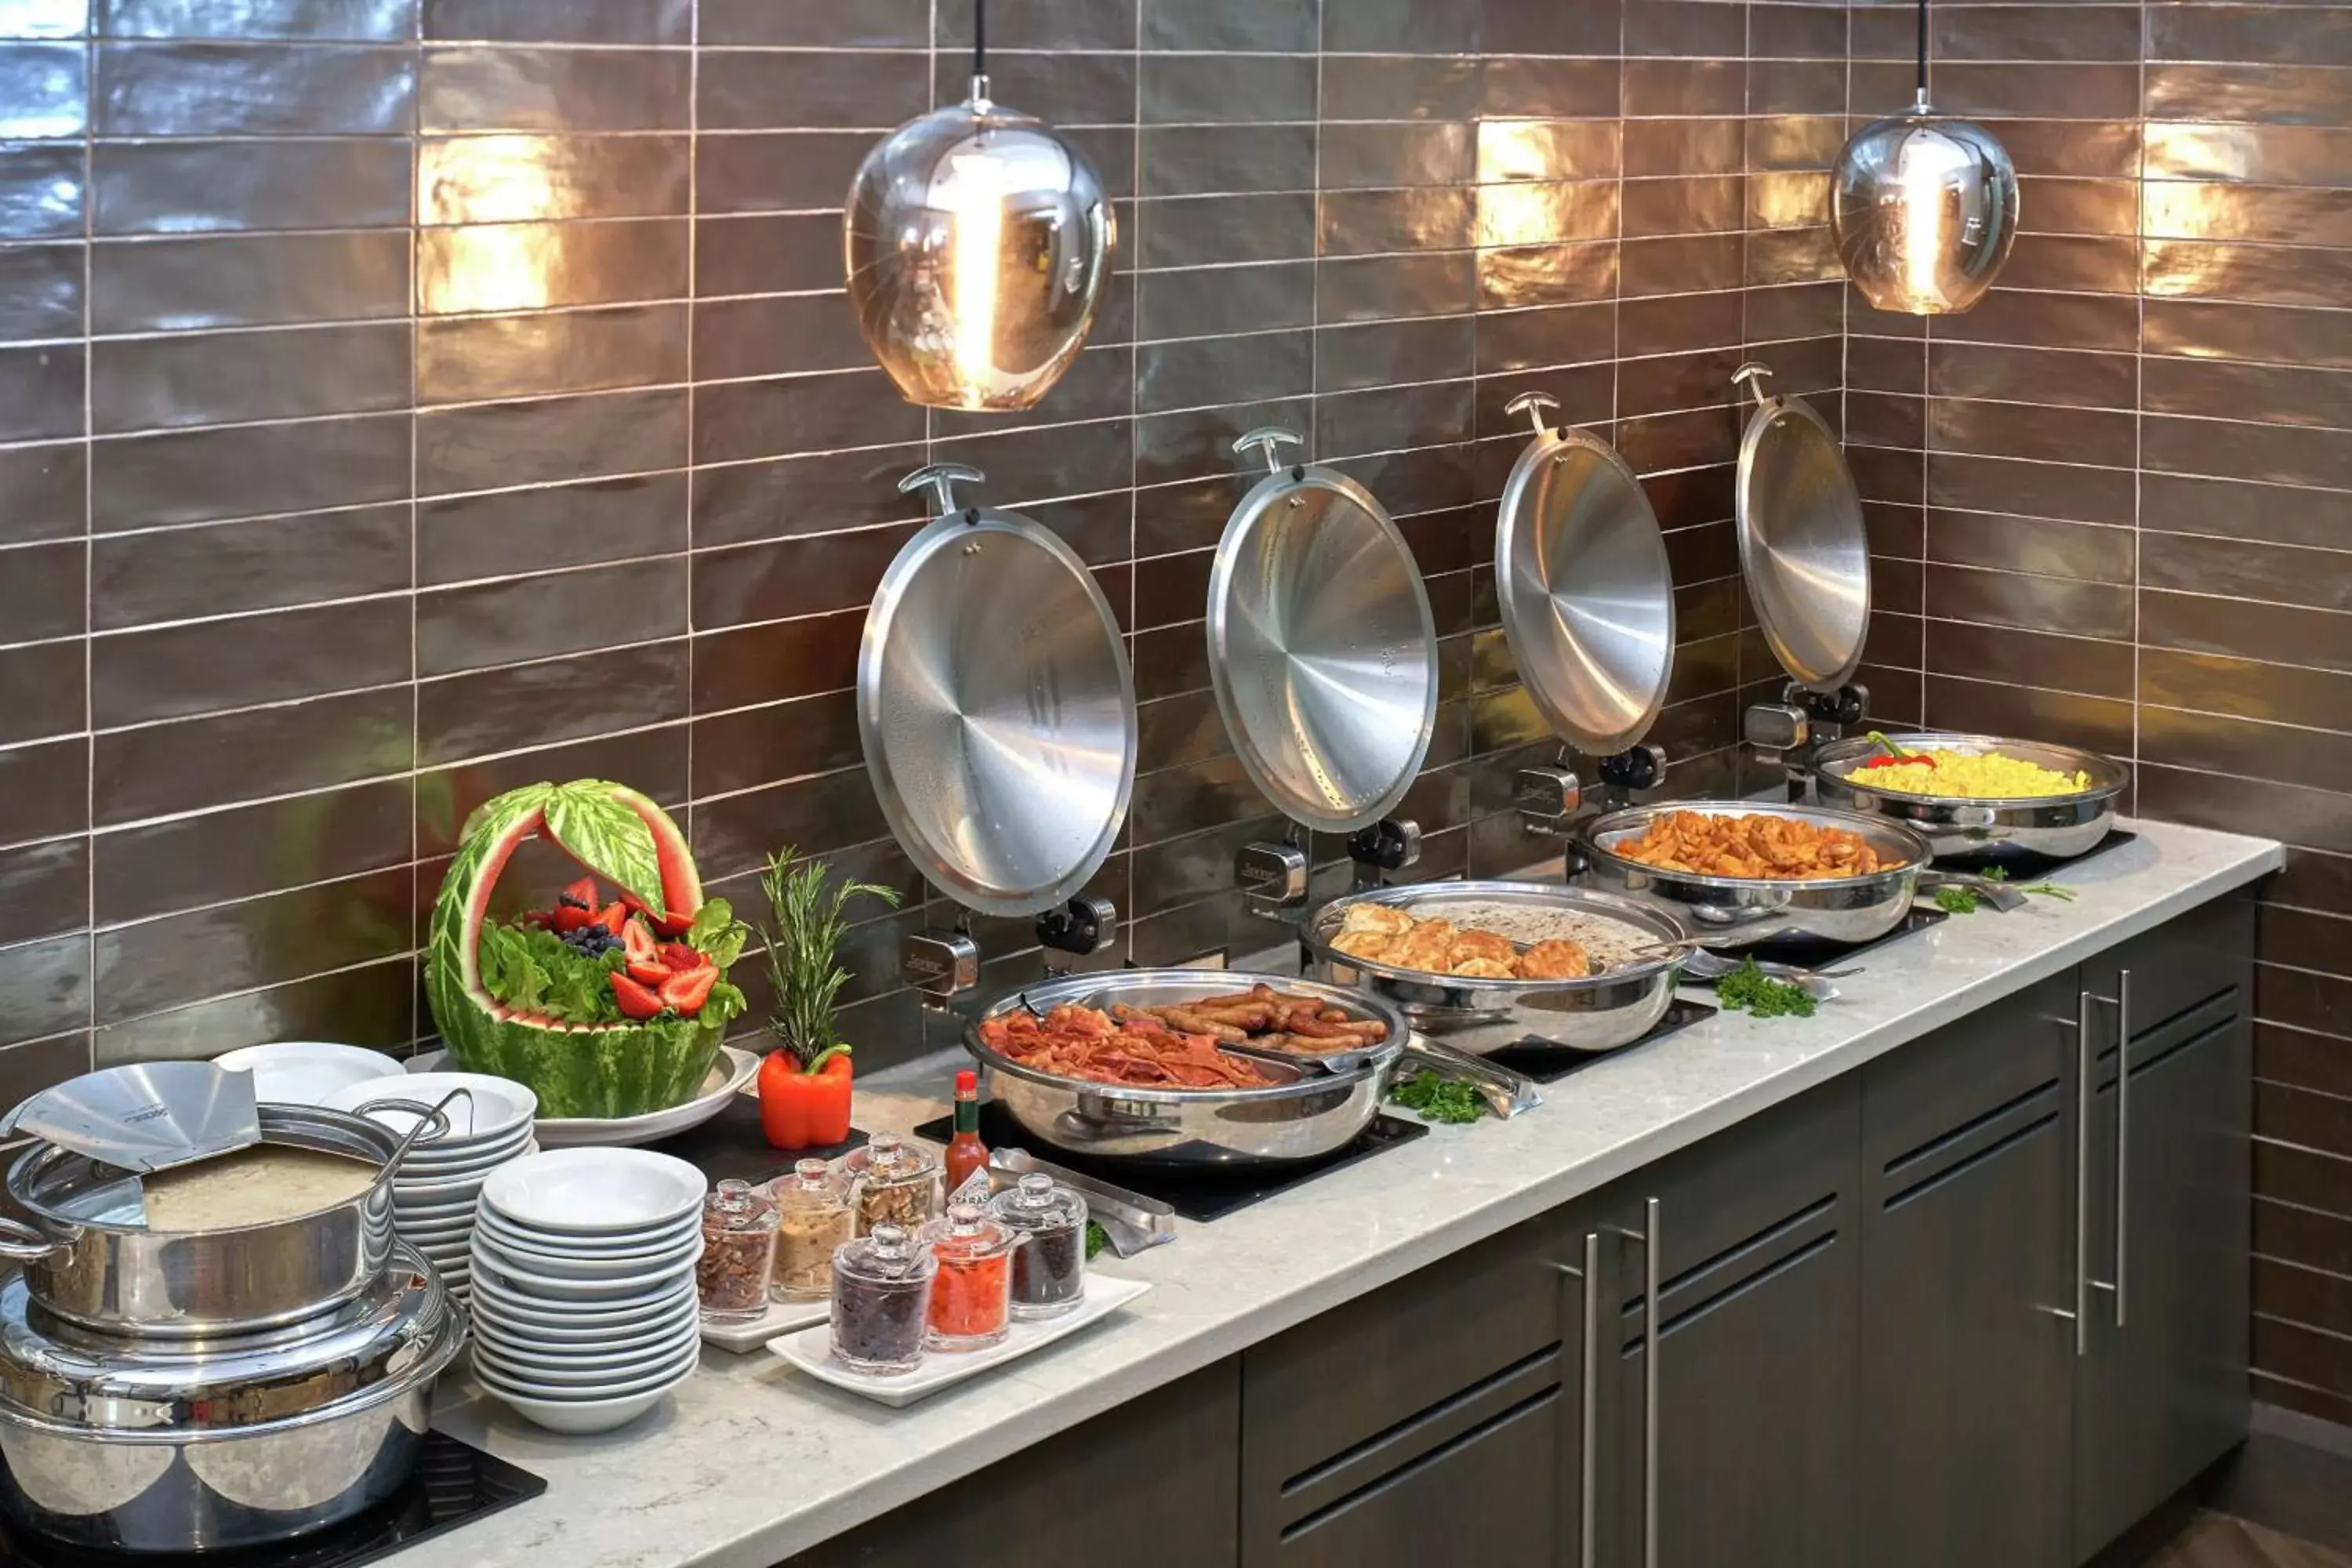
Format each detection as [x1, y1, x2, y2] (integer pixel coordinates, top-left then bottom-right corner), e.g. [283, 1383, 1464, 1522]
[1610, 1080, 1860, 1568]
[1241, 1208, 1597, 1568]
[784, 1361, 1241, 1568]
[1859, 971, 2077, 1568]
[2074, 990, 2252, 1560]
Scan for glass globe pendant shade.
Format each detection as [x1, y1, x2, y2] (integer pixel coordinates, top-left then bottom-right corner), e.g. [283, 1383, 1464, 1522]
[844, 78, 1115, 412]
[1831, 95, 2018, 315]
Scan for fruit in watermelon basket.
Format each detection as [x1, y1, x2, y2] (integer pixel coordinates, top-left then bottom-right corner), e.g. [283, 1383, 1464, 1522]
[426, 779, 750, 1119]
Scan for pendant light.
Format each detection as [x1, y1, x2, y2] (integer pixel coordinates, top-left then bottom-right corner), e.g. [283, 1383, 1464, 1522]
[844, 0, 1115, 412]
[1830, 0, 2018, 314]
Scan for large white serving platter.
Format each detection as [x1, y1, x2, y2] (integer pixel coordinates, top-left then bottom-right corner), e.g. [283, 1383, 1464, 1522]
[408, 1046, 759, 1148]
[765, 1277, 1149, 1408]
[700, 1295, 828, 1354]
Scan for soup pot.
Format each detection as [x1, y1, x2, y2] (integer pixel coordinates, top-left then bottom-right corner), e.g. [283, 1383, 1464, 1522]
[0, 1105, 407, 1340]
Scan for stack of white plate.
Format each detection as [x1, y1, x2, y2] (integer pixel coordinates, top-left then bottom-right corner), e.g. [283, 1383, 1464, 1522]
[215, 1041, 405, 1107]
[327, 1072, 539, 1303]
[466, 1148, 705, 1436]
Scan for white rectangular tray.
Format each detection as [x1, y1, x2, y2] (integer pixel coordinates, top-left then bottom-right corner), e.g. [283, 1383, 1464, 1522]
[766, 1275, 1150, 1407]
[701, 1295, 828, 1353]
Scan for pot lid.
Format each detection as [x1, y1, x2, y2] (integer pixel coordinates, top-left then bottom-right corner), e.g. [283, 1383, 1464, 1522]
[1732, 363, 1871, 694]
[858, 463, 1137, 920]
[1493, 393, 1676, 757]
[0, 1062, 260, 1177]
[0, 1247, 459, 1436]
[1206, 429, 1439, 834]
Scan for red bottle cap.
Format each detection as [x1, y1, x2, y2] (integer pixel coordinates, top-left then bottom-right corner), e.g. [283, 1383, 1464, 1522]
[955, 1069, 978, 1095]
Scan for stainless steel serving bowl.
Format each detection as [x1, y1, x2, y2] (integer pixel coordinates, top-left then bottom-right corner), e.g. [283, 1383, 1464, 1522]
[1301, 882, 1690, 1057]
[1577, 801, 1937, 949]
[0, 1245, 464, 1554]
[0, 1104, 401, 1339]
[964, 971, 1409, 1168]
[1812, 732, 2129, 864]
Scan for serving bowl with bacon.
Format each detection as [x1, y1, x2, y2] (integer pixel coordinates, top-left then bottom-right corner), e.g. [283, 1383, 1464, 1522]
[964, 972, 1410, 1167]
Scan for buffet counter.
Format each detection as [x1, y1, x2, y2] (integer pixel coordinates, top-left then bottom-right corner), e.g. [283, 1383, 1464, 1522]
[409, 818, 2281, 1568]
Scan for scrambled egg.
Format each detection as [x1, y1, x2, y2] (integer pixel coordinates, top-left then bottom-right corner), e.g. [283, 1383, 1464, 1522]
[1858, 750, 2090, 799]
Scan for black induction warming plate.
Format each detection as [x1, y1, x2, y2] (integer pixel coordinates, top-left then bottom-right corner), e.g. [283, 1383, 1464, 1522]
[1486, 996, 1721, 1086]
[912, 1103, 1428, 1225]
[0, 1431, 546, 1568]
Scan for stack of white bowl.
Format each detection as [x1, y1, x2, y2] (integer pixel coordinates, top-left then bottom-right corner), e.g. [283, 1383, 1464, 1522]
[466, 1148, 705, 1436]
[327, 1072, 539, 1304]
[215, 1041, 404, 1106]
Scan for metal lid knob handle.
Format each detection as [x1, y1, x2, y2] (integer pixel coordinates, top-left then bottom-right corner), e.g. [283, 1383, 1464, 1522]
[899, 462, 988, 517]
[1730, 361, 1775, 412]
[1504, 390, 1561, 438]
[1232, 427, 1305, 475]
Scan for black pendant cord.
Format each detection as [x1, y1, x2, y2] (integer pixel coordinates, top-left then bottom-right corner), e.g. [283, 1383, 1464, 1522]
[974, 0, 987, 78]
[1915, 0, 1929, 104]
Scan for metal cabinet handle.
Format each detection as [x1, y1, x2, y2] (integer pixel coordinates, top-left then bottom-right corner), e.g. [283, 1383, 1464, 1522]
[2111, 970, 2131, 1328]
[1647, 1200, 1663, 1568]
[2073, 987, 2092, 1357]
[1552, 1234, 1603, 1568]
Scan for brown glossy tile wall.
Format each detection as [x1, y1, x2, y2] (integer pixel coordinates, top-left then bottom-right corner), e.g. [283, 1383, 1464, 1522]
[0, 0, 1835, 1099]
[1840, 0, 2352, 1424]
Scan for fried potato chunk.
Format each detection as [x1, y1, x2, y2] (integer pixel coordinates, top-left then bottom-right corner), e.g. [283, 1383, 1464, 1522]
[1516, 938, 1591, 980]
[1613, 811, 1883, 881]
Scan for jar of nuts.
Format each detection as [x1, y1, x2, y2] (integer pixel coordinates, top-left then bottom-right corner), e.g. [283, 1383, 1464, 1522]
[696, 1178, 779, 1323]
[846, 1133, 941, 1238]
[769, 1158, 853, 1303]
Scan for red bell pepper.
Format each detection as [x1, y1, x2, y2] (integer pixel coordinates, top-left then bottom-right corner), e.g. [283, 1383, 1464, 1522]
[759, 1047, 854, 1149]
[1860, 753, 1933, 770]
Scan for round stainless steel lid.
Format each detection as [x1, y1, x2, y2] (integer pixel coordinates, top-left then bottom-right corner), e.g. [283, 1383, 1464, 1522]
[858, 471, 1138, 920]
[1732, 365, 1871, 693]
[1494, 396, 1675, 756]
[1206, 430, 1439, 835]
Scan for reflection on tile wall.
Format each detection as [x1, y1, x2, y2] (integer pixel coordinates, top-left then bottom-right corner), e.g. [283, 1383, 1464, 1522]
[1842, 0, 2352, 1425]
[0, 0, 1842, 1101]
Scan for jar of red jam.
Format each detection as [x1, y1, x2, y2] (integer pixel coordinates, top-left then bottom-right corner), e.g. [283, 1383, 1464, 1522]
[916, 1203, 1017, 1352]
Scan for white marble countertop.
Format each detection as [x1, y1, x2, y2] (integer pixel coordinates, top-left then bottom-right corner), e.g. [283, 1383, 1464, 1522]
[414, 818, 2281, 1568]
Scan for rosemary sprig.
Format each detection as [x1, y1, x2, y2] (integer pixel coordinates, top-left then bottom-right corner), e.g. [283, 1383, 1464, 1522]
[758, 845, 902, 1065]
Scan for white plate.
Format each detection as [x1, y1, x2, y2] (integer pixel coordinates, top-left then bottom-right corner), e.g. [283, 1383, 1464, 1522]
[472, 1229, 699, 1283]
[397, 1222, 477, 1250]
[701, 1295, 828, 1354]
[768, 1276, 1150, 1408]
[219, 1043, 406, 1109]
[480, 1148, 704, 1236]
[407, 1046, 759, 1149]
[470, 1242, 699, 1302]
[394, 1189, 492, 1222]
[474, 1294, 699, 1347]
[474, 1207, 699, 1261]
[468, 1269, 695, 1326]
[474, 1368, 691, 1436]
[473, 1329, 699, 1387]
[333, 1073, 538, 1142]
[396, 1128, 536, 1174]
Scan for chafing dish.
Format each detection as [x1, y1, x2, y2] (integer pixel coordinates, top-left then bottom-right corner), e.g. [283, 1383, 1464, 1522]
[1811, 731, 2128, 864]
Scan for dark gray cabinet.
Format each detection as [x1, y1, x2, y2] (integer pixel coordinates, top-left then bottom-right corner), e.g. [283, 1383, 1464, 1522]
[1859, 971, 2078, 1568]
[1606, 1080, 1860, 1568]
[2075, 899, 2254, 1561]
[1238, 1207, 1593, 1568]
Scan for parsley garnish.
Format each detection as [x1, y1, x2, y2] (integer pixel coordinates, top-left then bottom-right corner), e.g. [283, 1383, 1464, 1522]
[1716, 959, 1817, 1019]
[1388, 1069, 1486, 1124]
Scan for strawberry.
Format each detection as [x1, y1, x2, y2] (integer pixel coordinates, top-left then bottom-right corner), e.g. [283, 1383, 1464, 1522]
[626, 960, 673, 987]
[609, 972, 664, 1021]
[622, 918, 659, 967]
[560, 877, 598, 910]
[659, 966, 717, 1016]
[594, 902, 626, 935]
[659, 942, 709, 972]
[552, 905, 593, 934]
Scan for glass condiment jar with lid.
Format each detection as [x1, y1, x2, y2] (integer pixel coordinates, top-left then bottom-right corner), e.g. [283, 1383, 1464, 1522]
[829, 1222, 936, 1376]
[848, 1132, 942, 1237]
[768, 1158, 854, 1303]
[988, 1172, 1089, 1320]
[696, 1178, 779, 1323]
[916, 1202, 1018, 1352]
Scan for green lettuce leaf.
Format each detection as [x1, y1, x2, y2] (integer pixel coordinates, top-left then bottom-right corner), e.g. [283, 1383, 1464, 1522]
[684, 898, 750, 973]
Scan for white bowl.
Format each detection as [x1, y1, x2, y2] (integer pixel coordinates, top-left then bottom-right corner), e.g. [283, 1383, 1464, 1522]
[398, 1119, 536, 1160]
[397, 1142, 535, 1181]
[332, 1073, 537, 1143]
[396, 1222, 477, 1250]
[474, 1336, 700, 1395]
[474, 1307, 699, 1369]
[481, 1149, 704, 1236]
[472, 1230, 699, 1284]
[469, 1242, 699, 1302]
[468, 1266, 695, 1326]
[473, 1207, 699, 1261]
[470, 1297, 691, 1344]
[394, 1188, 490, 1221]
[218, 1043, 405, 1107]
[474, 1370, 691, 1436]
